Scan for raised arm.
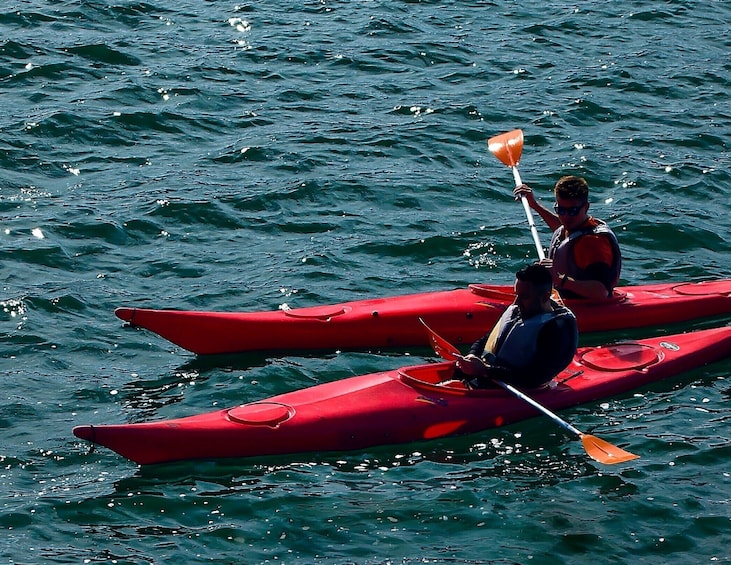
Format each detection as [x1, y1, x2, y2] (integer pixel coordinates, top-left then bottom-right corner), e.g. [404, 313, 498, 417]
[513, 184, 562, 231]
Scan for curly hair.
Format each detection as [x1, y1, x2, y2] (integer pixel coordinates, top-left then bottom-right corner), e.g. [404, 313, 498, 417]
[554, 176, 589, 202]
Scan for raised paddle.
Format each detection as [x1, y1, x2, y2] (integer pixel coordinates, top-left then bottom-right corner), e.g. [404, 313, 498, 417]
[418, 317, 639, 465]
[487, 129, 546, 261]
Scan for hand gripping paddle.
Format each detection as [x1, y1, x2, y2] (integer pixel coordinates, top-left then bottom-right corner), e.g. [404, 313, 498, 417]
[418, 318, 639, 465]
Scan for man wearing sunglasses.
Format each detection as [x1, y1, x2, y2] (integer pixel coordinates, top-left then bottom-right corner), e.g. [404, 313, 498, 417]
[513, 175, 621, 300]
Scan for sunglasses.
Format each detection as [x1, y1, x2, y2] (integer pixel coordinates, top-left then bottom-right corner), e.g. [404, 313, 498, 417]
[554, 203, 586, 217]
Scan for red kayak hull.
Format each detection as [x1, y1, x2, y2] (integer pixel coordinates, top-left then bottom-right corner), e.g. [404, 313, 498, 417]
[73, 326, 731, 465]
[114, 280, 731, 355]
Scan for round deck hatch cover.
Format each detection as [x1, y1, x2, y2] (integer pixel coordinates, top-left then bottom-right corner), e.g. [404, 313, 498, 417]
[228, 402, 294, 426]
[673, 281, 731, 296]
[283, 305, 350, 319]
[579, 343, 662, 371]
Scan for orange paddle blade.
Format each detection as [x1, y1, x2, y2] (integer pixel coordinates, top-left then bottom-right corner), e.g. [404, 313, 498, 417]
[550, 287, 566, 307]
[487, 129, 524, 168]
[418, 318, 460, 361]
[580, 434, 639, 465]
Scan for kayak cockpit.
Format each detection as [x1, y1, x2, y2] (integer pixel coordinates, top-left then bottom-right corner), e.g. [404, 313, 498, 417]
[469, 283, 629, 305]
[398, 363, 501, 397]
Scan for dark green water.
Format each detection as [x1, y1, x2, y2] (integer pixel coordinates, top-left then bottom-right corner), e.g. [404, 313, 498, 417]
[2, 1, 730, 563]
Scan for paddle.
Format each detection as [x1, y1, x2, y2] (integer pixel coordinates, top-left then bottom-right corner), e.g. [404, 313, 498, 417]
[418, 317, 639, 465]
[487, 129, 546, 261]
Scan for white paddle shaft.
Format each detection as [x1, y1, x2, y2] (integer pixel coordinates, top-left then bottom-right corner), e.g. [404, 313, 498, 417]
[511, 166, 546, 261]
[493, 379, 582, 438]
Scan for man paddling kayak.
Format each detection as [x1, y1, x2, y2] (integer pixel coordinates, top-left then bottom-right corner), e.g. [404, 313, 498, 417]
[514, 176, 622, 300]
[455, 264, 578, 389]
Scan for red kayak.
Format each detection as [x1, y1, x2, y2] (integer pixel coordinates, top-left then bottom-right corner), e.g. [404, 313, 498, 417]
[73, 325, 731, 465]
[114, 280, 731, 355]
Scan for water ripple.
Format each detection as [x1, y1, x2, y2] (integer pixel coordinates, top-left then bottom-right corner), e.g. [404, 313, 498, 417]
[2, 0, 730, 562]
